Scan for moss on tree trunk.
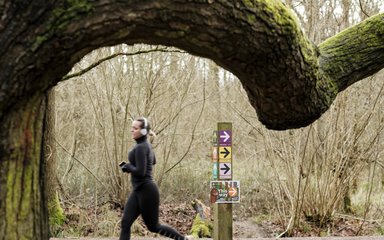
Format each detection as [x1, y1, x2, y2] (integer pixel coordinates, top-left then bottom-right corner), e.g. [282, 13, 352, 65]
[48, 192, 65, 236]
[0, 94, 49, 240]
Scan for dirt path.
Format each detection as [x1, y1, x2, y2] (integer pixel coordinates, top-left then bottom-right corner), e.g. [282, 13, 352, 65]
[234, 219, 270, 238]
[50, 219, 384, 239]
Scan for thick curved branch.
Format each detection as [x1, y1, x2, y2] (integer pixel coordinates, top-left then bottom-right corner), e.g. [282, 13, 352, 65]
[319, 13, 384, 92]
[0, 1, 383, 130]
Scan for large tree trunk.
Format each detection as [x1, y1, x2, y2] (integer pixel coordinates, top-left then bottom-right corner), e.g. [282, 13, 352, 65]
[0, 1, 383, 239]
[0, 94, 49, 240]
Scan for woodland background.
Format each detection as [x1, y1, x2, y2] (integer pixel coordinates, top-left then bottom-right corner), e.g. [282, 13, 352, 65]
[48, 0, 384, 238]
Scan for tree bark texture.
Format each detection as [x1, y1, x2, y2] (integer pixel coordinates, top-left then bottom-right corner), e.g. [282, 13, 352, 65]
[0, 1, 383, 129]
[0, 94, 49, 240]
[0, 1, 383, 239]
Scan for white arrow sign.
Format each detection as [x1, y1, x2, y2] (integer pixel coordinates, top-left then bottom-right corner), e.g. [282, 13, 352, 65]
[219, 163, 232, 179]
[220, 131, 230, 142]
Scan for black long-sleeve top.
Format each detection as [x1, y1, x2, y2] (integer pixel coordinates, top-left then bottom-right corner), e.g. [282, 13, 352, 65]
[123, 135, 156, 190]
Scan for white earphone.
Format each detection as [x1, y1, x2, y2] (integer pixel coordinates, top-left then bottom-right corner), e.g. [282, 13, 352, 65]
[140, 117, 148, 136]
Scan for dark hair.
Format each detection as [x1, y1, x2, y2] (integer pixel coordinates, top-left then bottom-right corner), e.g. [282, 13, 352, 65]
[136, 117, 156, 137]
[136, 117, 150, 131]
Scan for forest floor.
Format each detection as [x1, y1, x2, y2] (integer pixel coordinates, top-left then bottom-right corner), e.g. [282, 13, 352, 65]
[52, 201, 383, 239]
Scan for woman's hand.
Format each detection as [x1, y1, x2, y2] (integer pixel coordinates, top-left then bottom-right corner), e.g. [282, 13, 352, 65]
[119, 162, 131, 173]
[121, 164, 131, 173]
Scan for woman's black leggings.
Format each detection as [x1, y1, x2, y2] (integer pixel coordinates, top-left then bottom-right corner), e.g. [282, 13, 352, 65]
[119, 181, 185, 240]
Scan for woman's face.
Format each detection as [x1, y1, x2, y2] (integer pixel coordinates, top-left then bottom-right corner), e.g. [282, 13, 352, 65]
[131, 120, 143, 139]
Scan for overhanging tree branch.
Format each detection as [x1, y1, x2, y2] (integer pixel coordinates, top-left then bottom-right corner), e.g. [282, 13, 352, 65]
[319, 13, 384, 92]
[0, 1, 383, 129]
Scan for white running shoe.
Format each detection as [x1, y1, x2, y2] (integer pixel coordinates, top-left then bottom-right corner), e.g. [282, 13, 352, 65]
[185, 235, 194, 240]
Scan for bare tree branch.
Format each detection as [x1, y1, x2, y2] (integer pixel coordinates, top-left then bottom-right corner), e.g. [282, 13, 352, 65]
[62, 48, 185, 81]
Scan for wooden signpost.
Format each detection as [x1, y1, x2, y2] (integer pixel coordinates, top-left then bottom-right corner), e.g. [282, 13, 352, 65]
[210, 122, 240, 240]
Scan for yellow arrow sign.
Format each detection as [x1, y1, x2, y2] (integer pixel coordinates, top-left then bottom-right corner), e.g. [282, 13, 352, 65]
[219, 146, 231, 161]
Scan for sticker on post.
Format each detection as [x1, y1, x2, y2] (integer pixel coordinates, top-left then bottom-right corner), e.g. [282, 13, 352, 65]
[210, 180, 240, 203]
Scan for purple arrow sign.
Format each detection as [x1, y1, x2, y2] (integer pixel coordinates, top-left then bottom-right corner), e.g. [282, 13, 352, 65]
[219, 130, 231, 145]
